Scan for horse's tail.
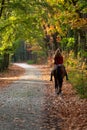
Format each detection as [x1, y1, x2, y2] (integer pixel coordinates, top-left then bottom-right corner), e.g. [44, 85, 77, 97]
[57, 66, 63, 80]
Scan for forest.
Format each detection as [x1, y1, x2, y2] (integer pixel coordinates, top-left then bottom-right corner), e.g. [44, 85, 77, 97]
[0, 0, 87, 98]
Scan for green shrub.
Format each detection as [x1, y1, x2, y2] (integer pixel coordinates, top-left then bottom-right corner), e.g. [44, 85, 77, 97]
[68, 69, 87, 98]
[64, 50, 87, 98]
[27, 60, 35, 64]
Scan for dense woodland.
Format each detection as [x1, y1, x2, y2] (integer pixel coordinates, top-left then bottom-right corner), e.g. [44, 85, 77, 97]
[0, 0, 87, 97]
[0, 0, 87, 68]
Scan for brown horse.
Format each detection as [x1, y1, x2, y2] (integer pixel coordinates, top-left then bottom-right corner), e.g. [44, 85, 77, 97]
[53, 66, 66, 95]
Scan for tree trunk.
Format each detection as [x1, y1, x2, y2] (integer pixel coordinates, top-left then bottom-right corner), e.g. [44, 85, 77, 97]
[74, 29, 78, 57]
[0, 0, 5, 17]
[1, 53, 10, 71]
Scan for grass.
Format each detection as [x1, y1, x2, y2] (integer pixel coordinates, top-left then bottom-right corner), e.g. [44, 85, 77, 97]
[27, 60, 36, 64]
[68, 68, 87, 98]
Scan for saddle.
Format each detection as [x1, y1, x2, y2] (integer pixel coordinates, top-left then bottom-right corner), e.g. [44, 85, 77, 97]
[56, 65, 66, 78]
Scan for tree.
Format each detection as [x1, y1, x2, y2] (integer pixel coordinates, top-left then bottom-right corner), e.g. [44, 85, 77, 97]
[0, 0, 53, 70]
[0, 0, 87, 71]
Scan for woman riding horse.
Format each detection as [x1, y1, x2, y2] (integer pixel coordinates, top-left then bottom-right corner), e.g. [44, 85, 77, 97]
[50, 48, 68, 94]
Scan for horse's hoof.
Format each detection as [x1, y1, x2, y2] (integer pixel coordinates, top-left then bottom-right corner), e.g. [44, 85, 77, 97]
[57, 92, 59, 95]
[50, 79, 53, 81]
[55, 89, 58, 94]
[57, 91, 63, 96]
[59, 92, 63, 96]
[56, 91, 60, 95]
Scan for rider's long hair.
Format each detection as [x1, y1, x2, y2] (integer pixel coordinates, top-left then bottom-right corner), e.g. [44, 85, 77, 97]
[54, 48, 62, 58]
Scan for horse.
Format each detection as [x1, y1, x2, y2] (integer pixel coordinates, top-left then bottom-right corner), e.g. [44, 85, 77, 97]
[53, 66, 65, 95]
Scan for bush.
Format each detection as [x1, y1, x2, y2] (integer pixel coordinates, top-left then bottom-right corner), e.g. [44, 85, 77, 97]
[68, 68, 87, 98]
[64, 51, 87, 98]
[27, 60, 35, 64]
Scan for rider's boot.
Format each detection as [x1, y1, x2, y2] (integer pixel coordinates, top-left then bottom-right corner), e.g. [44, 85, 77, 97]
[66, 74, 68, 80]
[50, 69, 54, 81]
[50, 75, 53, 81]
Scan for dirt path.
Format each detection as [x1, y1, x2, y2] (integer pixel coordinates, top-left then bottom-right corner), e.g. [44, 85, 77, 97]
[40, 65, 87, 130]
[0, 63, 87, 130]
[0, 63, 62, 130]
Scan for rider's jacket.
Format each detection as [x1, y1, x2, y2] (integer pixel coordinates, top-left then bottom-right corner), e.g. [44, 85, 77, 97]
[54, 55, 63, 65]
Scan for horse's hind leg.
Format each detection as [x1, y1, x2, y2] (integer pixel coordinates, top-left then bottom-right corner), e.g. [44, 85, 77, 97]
[59, 81, 63, 94]
[58, 79, 63, 94]
[59, 83, 62, 94]
[54, 78, 58, 94]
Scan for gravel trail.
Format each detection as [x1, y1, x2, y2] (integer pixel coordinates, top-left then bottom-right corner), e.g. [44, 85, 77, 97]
[0, 63, 61, 130]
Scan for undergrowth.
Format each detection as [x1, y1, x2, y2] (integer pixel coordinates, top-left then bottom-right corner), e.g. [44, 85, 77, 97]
[68, 69, 87, 98]
[64, 51, 87, 98]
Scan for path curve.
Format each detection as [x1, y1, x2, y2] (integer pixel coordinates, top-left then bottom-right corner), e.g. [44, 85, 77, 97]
[0, 63, 61, 130]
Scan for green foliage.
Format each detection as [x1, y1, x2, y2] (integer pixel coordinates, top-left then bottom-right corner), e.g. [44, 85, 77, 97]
[64, 50, 87, 98]
[0, 0, 86, 53]
[12, 40, 27, 62]
[0, 55, 3, 70]
[66, 38, 75, 48]
[81, 50, 87, 58]
[61, 37, 75, 51]
[68, 69, 87, 98]
[27, 60, 35, 64]
[32, 50, 47, 64]
[0, 0, 87, 71]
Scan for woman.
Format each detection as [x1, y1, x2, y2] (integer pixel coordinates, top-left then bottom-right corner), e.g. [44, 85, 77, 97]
[50, 48, 68, 81]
